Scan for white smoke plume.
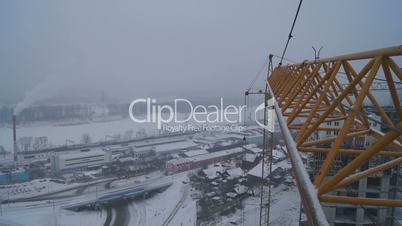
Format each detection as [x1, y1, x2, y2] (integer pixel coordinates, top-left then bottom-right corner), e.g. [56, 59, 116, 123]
[13, 75, 61, 115]
[13, 55, 83, 115]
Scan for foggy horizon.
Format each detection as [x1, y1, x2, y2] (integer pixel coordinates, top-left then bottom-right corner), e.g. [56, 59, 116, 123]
[1, 0, 401, 106]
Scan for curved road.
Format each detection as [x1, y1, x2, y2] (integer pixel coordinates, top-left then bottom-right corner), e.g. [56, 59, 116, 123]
[161, 184, 190, 226]
[102, 201, 130, 226]
[103, 208, 113, 226]
[112, 201, 130, 226]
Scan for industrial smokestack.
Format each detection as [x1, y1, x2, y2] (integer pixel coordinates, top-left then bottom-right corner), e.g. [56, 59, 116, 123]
[12, 114, 17, 162]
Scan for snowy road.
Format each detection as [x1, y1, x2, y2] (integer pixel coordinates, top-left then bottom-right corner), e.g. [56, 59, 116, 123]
[124, 172, 195, 226]
[162, 184, 190, 226]
[0, 172, 196, 226]
[103, 200, 130, 226]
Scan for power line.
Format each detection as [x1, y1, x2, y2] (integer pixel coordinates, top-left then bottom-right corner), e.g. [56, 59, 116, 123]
[246, 0, 304, 92]
[247, 55, 270, 91]
[278, 0, 303, 67]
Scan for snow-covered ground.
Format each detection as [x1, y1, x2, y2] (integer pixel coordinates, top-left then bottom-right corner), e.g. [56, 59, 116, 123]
[217, 185, 301, 225]
[0, 200, 106, 226]
[219, 184, 301, 226]
[0, 159, 301, 226]
[0, 171, 167, 202]
[0, 172, 196, 226]
[127, 173, 195, 226]
[0, 178, 81, 200]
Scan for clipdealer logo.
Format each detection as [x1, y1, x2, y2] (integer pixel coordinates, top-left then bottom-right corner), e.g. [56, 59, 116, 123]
[254, 98, 275, 132]
[128, 98, 245, 130]
[128, 97, 275, 132]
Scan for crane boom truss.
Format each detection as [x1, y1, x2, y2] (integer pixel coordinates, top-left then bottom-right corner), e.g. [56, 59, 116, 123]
[266, 45, 402, 225]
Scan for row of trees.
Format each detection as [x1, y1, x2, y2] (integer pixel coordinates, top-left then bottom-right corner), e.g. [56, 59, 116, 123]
[0, 103, 132, 125]
[17, 136, 51, 152]
[16, 129, 148, 152]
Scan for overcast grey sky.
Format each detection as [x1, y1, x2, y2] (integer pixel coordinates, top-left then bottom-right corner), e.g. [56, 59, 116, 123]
[0, 0, 401, 103]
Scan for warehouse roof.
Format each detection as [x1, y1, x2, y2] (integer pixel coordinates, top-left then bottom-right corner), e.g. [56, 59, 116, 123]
[58, 149, 106, 160]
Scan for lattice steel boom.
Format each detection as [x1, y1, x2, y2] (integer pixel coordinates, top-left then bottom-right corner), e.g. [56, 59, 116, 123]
[266, 45, 402, 225]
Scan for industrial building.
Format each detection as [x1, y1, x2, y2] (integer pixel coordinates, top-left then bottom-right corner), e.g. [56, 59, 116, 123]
[165, 147, 245, 174]
[0, 168, 30, 184]
[133, 139, 199, 158]
[11, 133, 192, 166]
[51, 149, 112, 174]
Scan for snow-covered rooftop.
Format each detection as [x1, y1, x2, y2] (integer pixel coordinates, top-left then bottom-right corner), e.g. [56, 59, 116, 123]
[226, 167, 244, 179]
[226, 192, 237, 198]
[183, 149, 209, 157]
[58, 149, 106, 160]
[247, 159, 290, 179]
[167, 147, 245, 166]
[243, 144, 263, 154]
[135, 138, 186, 148]
[243, 153, 257, 163]
[202, 164, 225, 180]
[117, 156, 137, 163]
[272, 146, 287, 160]
[152, 140, 199, 153]
[234, 184, 247, 194]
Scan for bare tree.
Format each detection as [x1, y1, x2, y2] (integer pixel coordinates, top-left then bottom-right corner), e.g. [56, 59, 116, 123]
[0, 146, 7, 157]
[113, 133, 122, 141]
[18, 136, 33, 152]
[33, 136, 48, 150]
[136, 128, 147, 138]
[81, 133, 92, 144]
[124, 129, 134, 140]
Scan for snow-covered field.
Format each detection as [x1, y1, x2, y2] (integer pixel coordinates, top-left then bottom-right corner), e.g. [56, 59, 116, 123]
[0, 117, 160, 151]
[0, 112, 245, 152]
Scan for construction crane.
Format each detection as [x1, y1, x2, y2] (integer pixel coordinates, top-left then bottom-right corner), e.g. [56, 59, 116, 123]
[264, 45, 402, 225]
